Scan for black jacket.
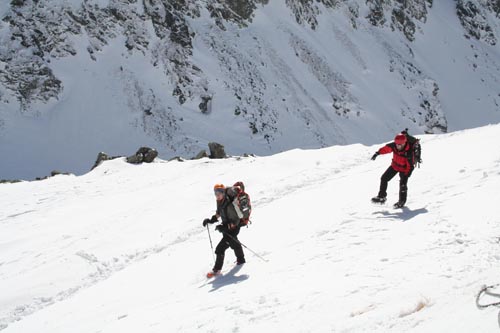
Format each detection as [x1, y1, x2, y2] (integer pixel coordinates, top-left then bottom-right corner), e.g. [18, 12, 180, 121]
[216, 193, 240, 226]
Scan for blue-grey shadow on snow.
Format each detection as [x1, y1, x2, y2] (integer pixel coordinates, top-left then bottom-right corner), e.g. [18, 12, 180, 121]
[208, 265, 249, 292]
[373, 206, 428, 222]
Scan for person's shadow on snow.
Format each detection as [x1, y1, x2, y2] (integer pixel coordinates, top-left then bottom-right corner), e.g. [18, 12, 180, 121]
[373, 207, 428, 222]
[208, 265, 249, 292]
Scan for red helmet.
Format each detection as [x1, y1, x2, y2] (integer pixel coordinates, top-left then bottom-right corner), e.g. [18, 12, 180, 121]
[394, 133, 407, 145]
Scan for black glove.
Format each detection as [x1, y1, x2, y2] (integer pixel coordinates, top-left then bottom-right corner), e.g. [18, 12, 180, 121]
[215, 224, 225, 233]
[210, 215, 218, 223]
[371, 152, 379, 160]
[202, 218, 210, 227]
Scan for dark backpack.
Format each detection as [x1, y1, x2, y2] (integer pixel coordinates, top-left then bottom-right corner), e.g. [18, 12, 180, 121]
[402, 128, 422, 167]
[227, 181, 252, 226]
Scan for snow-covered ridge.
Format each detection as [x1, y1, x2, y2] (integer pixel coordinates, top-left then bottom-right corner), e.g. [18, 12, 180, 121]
[1, 124, 500, 332]
[0, 0, 499, 180]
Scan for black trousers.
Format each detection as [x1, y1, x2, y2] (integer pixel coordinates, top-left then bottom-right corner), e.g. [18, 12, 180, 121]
[213, 228, 245, 271]
[378, 166, 412, 204]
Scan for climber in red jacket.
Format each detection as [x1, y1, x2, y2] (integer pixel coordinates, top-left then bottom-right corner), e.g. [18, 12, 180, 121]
[370, 132, 420, 209]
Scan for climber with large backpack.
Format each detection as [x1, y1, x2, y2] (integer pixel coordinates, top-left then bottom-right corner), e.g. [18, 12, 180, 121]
[370, 129, 422, 209]
[202, 182, 251, 278]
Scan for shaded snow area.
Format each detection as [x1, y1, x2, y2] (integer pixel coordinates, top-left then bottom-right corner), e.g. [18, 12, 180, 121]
[1, 125, 500, 332]
[1, 0, 500, 180]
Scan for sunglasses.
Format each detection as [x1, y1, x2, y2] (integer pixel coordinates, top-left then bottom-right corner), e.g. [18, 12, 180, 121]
[214, 189, 225, 195]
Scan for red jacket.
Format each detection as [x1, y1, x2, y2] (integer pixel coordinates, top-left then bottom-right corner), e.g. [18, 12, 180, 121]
[377, 142, 413, 174]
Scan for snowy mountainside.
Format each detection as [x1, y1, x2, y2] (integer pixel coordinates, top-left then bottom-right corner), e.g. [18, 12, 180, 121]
[0, 0, 500, 180]
[1, 124, 500, 332]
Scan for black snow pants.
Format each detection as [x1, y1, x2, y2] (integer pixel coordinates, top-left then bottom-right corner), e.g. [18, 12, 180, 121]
[378, 166, 412, 204]
[213, 227, 245, 271]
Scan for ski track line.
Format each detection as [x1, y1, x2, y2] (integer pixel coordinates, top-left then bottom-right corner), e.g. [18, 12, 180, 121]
[0, 226, 202, 331]
[252, 157, 366, 208]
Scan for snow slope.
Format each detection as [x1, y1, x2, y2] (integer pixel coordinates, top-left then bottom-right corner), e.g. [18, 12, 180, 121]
[1, 124, 500, 332]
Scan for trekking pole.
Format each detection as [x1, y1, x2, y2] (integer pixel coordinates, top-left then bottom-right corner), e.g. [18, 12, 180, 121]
[206, 225, 215, 264]
[224, 232, 268, 263]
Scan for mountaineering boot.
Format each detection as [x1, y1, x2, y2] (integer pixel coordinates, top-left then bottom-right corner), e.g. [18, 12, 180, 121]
[393, 201, 405, 209]
[371, 196, 387, 204]
[206, 270, 221, 278]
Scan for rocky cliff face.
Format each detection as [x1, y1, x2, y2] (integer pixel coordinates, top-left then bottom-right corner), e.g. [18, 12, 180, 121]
[0, 0, 499, 178]
[457, 0, 498, 45]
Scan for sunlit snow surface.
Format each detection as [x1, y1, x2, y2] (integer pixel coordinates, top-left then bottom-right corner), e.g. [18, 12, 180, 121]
[1, 125, 500, 332]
